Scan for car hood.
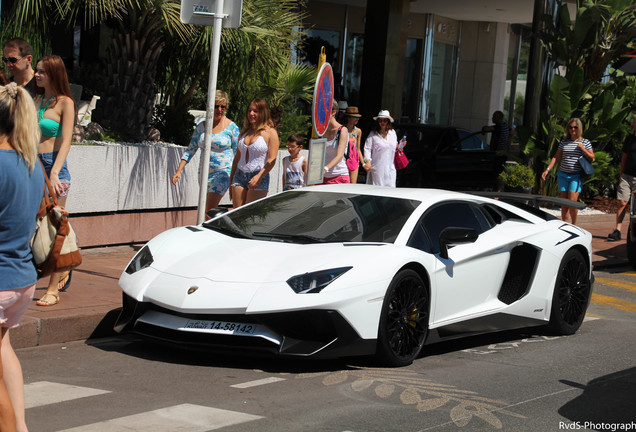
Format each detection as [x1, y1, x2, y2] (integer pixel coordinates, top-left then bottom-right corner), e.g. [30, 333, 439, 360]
[144, 226, 387, 283]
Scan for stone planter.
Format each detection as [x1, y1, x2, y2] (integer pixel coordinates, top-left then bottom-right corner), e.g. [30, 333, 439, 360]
[65, 142, 306, 247]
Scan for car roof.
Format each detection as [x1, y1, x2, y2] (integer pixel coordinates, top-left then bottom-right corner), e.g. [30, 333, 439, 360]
[300, 184, 479, 204]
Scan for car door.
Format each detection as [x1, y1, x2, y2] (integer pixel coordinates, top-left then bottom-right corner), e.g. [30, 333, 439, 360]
[433, 128, 504, 190]
[408, 201, 511, 325]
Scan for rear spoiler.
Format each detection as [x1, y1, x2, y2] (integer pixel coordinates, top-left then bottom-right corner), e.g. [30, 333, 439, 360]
[468, 191, 587, 210]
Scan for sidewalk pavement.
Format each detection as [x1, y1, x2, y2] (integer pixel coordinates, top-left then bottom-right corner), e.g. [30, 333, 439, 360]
[10, 213, 631, 350]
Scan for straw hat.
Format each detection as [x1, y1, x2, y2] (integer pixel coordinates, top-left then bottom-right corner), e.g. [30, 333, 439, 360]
[344, 106, 361, 118]
[373, 110, 394, 123]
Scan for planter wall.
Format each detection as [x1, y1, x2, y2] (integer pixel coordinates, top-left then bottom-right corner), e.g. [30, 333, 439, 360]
[65, 143, 308, 246]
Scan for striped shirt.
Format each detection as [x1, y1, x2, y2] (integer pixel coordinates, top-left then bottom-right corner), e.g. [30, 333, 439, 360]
[559, 138, 592, 174]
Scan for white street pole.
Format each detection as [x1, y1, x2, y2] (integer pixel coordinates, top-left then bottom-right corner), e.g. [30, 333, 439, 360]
[196, 0, 225, 224]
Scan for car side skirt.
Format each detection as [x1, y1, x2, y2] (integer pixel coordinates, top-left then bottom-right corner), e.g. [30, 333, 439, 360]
[425, 312, 547, 345]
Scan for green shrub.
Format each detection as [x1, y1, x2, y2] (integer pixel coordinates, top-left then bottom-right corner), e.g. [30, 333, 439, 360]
[499, 163, 536, 189]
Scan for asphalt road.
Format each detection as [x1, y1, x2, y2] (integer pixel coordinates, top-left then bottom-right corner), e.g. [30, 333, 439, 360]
[17, 269, 636, 432]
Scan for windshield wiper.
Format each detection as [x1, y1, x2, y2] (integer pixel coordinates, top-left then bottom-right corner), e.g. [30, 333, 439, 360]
[251, 231, 326, 244]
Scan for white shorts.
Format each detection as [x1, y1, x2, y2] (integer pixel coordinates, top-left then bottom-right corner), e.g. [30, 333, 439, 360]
[0, 284, 36, 328]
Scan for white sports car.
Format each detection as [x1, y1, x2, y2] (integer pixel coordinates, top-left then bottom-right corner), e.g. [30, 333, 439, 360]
[114, 185, 593, 366]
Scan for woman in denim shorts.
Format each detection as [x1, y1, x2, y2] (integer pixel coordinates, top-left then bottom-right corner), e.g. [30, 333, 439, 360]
[34, 55, 76, 305]
[229, 99, 280, 208]
[541, 118, 595, 225]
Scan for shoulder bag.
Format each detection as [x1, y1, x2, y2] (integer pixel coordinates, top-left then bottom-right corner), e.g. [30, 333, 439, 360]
[31, 164, 82, 278]
[578, 156, 594, 177]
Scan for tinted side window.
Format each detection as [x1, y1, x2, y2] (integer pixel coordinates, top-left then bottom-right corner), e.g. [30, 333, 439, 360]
[419, 202, 490, 254]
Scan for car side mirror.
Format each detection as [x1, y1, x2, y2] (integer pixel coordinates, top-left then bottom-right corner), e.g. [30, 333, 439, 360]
[439, 227, 478, 259]
[206, 207, 229, 219]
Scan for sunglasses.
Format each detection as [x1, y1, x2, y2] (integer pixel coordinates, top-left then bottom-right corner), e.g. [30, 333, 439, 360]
[214, 104, 227, 110]
[568, 125, 579, 129]
[2, 56, 21, 64]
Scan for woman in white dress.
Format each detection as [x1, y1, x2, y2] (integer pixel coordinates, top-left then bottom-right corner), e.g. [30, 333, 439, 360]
[363, 110, 402, 187]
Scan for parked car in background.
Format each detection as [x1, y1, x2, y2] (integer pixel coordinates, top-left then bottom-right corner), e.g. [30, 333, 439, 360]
[359, 124, 507, 190]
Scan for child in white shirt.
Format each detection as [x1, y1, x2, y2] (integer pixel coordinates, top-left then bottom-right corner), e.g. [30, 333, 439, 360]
[282, 133, 307, 190]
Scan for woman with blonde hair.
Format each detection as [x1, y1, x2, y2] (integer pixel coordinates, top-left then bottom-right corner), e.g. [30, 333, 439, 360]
[541, 117, 595, 225]
[172, 90, 239, 212]
[229, 99, 280, 208]
[0, 82, 45, 432]
[33, 55, 76, 305]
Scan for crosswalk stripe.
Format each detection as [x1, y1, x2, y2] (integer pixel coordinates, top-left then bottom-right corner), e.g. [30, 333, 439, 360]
[25, 381, 111, 409]
[591, 293, 636, 312]
[594, 277, 636, 293]
[56, 403, 263, 432]
[230, 377, 286, 388]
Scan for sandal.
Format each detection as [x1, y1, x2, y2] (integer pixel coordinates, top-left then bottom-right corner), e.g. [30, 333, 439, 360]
[58, 270, 72, 292]
[36, 292, 60, 306]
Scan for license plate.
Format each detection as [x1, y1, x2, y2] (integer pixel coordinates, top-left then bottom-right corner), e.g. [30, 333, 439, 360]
[183, 319, 256, 335]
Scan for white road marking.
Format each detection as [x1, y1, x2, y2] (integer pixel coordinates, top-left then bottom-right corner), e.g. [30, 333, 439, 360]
[25, 381, 111, 409]
[231, 377, 286, 388]
[56, 403, 263, 432]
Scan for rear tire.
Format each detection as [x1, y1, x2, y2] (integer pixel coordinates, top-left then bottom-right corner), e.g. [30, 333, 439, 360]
[548, 249, 591, 335]
[377, 269, 429, 367]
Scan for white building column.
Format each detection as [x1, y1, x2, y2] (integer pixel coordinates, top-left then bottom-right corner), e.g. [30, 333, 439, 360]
[454, 21, 510, 132]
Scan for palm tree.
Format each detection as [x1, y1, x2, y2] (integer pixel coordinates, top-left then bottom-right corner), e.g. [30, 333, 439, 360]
[4, 0, 193, 141]
[154, 0, 314, 142]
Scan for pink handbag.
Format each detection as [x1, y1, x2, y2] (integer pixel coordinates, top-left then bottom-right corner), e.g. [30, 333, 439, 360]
[394, 149, 409, 170]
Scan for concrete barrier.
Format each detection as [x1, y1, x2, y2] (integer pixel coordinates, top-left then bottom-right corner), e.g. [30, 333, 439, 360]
[64, 142, 307, 247]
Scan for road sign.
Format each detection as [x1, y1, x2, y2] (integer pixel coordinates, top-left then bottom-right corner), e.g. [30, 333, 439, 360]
[311, 62, 334, 138]
[180, 0, 243, 28]
[180, 0, 244, 223]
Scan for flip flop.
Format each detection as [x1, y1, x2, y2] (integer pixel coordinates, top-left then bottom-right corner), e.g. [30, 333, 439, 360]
[58, 270, 72, 292]
[36, 292, 60, 306]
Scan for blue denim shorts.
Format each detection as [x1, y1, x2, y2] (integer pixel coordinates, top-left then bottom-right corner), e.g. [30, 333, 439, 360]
[38, 152, 71, 183]
[38, 152, 71, 197]
[231, 169, 270, 191]
[557, 171, 582, 193]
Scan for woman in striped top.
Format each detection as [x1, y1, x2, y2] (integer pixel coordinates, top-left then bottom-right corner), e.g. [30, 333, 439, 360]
[541, 118, 595, 225]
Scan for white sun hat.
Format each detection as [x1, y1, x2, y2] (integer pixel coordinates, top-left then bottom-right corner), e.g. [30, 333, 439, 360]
[373, 110, 394, 123]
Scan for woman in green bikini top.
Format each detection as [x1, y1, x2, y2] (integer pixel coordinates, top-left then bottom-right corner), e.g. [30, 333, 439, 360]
[33, 55, 76, 307]
[38, 96, 62, 137]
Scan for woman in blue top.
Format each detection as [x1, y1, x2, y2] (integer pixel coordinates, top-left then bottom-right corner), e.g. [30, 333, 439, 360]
[541, 118, 595, 225]
[0, 82, 44, 432]
[34, 55, 76, 305]
[172, 90, 239, 213]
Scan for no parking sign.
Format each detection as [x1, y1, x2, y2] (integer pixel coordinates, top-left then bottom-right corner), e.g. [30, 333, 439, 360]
[312, 63, 334, 138]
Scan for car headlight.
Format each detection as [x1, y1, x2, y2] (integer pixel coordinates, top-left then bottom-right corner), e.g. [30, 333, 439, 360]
[125, 245, 154, 274]
[286, 267, 352, 294]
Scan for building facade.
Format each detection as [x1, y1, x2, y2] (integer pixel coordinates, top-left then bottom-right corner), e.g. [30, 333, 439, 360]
[303, 0, 568, 135]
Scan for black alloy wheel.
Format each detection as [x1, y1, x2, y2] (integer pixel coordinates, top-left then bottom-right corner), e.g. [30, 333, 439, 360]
[377, 269, 429, 367]
[548, 249, 591, 335]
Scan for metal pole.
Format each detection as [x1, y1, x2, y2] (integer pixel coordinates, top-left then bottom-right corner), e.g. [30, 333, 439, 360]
[197, 0, 225, 224]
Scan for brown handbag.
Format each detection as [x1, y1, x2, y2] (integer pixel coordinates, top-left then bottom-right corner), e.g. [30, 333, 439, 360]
[31, 164, 82, 278]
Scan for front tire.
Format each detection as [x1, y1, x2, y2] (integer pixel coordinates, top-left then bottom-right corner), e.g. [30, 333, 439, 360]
[377, 269, 429, 367]
[548, 249, 591, 335]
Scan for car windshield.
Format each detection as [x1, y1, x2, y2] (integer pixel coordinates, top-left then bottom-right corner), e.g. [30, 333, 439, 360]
[203, 191, 421, 244]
